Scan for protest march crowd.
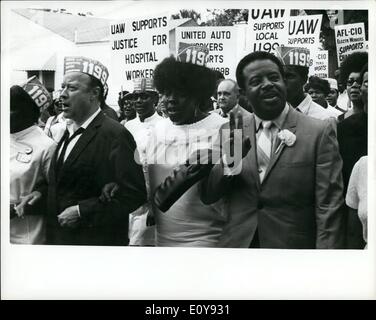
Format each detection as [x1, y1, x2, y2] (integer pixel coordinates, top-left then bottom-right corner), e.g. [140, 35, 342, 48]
[9, 9, 368, 249]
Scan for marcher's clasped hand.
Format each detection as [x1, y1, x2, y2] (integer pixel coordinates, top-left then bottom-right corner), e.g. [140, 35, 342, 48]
[14, 191, 42, 218]
[99, 182, 119, 203]
[57, 206, 80, 228]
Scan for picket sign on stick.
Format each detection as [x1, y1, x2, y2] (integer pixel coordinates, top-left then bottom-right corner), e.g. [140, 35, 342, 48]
[247, 12, 322, 59]
[175, 26, 239, 79]
[335, 22, 366, 66]
[109, 13, 169, 91]
[309, 50, 329, 78]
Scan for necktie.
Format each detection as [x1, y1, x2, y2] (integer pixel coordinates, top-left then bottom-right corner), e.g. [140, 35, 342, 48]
[257, 121, 273, 183]
[55, 127, 85, 174]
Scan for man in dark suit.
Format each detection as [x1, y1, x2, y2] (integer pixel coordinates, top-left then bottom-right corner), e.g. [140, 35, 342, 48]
[212, 79, 250, 118]
[201, 51, 345, 249]
[46, 57, 147, 246]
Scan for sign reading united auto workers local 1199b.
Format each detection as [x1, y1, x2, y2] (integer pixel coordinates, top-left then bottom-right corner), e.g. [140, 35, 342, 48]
[175, 26, 238, 79]
[109, 13, 169, 90]
[335, 22, 366, 65]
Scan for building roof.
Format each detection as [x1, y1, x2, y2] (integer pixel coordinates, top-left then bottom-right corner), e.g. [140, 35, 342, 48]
[169, 18, 197, 30]
[13, 9, 198, 44]
[12, 8, 109, 43]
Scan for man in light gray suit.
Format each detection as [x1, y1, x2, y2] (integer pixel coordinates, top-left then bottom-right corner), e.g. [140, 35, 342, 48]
[201, 51, 345, 249]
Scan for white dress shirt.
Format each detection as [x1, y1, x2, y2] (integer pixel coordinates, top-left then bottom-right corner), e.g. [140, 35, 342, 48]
[296, 94, 336, 120]
[58, 108, 101, 162]
[44, 113, 67, 143]
[124, 111, 164, 246]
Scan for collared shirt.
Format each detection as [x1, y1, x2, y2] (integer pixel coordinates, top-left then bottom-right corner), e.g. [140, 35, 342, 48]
[224, 104, 289, 177]
[212, 103, 240, 118]
[58, 108, 101, 162]
[337, 90, 350, 111]
[327, 105, 343, 119]
[44, 113, 67, 143]
[125, 112, 164, 165]
[124, 111, 164, 246]
[296, 94, 336, 120]
[254, 103, 289, 133]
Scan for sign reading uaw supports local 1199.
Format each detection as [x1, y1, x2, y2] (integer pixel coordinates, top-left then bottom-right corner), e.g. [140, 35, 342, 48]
[175, 26, 238, 79]
[247, 11, 322, 54]
[335, 22, 366, 65]
[109, 13, 169, 91]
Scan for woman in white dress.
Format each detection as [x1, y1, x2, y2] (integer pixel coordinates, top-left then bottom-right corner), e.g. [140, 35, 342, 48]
[147, 52, 228, 247]
[10, 79, 56, 244]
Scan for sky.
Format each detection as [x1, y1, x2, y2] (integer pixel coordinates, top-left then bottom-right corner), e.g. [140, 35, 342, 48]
[7, 1, 215, 22]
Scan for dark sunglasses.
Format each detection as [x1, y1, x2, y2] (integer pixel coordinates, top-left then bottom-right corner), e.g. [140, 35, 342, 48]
[347, 78, 362, 86]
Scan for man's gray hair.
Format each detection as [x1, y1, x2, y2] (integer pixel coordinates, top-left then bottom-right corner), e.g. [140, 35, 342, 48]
[217, 78, 240, 94]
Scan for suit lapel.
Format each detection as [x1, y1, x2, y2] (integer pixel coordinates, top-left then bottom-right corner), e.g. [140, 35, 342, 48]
[57, 112, 104, 182]
[262, 107, 298, 183]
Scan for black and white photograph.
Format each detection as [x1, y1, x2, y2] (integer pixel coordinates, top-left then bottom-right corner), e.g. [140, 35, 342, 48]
[1, 0, 375, 301]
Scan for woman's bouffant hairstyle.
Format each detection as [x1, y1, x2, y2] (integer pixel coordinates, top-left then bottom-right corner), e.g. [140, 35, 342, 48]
[304, 76, 331, 96]
[339, 51, 368, 85]
[153, 56, 217, 106]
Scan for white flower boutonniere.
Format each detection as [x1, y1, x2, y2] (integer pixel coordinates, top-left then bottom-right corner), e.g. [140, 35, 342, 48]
[275, 129, 296, 154]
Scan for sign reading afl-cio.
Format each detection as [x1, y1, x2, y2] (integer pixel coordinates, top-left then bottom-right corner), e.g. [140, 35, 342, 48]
[110, 13, 169, 82]
[335, 22, 366, 65]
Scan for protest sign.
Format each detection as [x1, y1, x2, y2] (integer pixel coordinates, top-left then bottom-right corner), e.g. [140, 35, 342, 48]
[335, 22, 366, 65]
[109, 13, 169, 91]
[248, 9, 290, 21]
[247, 13, 322, 54]
[247, 9, 289, 53]
[309, 50, 329, 78]
[175, 26, 238, 79]
[284, 15, 322, 50]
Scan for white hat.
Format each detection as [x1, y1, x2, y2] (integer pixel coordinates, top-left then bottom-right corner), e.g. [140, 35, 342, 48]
[64, 56, 109, 87]
[325, 78, 338, 90]
[274, 46, 312, 68]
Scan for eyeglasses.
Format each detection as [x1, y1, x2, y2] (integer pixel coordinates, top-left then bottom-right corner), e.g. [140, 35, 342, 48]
[347, 78, 362, 86]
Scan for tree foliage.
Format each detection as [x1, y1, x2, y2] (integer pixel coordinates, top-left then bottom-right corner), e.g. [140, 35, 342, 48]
[171, 9, 201, 21]
[202, 9, 248, 26]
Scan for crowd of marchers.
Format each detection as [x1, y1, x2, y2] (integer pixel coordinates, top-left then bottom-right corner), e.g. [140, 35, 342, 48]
[10, 48, 368, 249]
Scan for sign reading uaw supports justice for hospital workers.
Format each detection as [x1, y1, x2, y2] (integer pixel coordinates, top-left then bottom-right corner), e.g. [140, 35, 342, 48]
[247, 11, 322, 54]
[175, 26, 238, 79]
[335, 22, 366, 65]
[109, 13, 169, 91]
